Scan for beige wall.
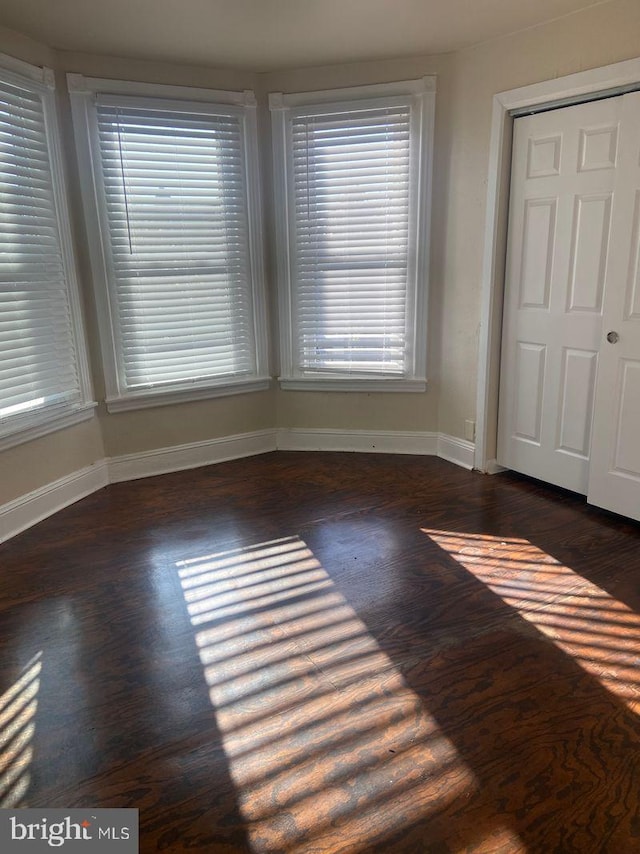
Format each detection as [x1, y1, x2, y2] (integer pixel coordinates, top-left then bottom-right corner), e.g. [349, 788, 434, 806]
[99, 391, 274, 457]
[0, 420, 104, 505]
[2, 0, 640, 505]
[0, 23, 54, 68]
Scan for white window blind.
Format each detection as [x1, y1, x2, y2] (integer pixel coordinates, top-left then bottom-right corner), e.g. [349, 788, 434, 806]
[0, 71, 86, 440]
[94, 99, 259, 396]
[292, 105, 412, 375]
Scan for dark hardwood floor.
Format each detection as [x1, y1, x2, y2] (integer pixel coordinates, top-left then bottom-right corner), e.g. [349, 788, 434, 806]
[1, 451, 639, 853]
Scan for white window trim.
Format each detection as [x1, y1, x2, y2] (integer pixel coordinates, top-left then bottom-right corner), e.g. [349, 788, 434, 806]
[105, 378, 271, 413]
[0, 55, 95, 451]
[0, 405, 97, 453]
[270, 77, 435, 392]
[68, 74, 270, 413]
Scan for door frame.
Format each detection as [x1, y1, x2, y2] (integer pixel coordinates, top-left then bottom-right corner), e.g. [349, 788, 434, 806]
[475, 56, 640, 473]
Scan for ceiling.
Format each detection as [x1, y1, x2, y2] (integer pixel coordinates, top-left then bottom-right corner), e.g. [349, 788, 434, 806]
[0, 0, 611, 72]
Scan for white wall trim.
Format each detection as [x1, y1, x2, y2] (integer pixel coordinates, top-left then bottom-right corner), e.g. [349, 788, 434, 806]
[276, 427, 475, 462]
[67, 73, 256, 106]
[476, 55, 640, 474]
[0, 461, 109, 544]
[437, 434, 475, 470]
[0, 51, 52, 88]
[107, 429, 277, 483]
[277, 428, 474, 466]
[105, 378, 271, 413]
[271, 76, 436, 109]
[0, 404, 97, 453]
[276, 428, 438, 455]
[278, 378, 427, 392]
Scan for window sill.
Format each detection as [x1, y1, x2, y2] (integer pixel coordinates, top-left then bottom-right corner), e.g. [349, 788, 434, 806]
[0, 403, 98, 452]
[106, 378, 272, 413]
[278, 377, 427, 392]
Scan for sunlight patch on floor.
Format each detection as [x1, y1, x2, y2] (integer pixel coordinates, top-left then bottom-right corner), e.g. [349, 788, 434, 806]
[422, 529, 640, 712]
[177, 536, 477, 852]
[0, 652, 42, 808]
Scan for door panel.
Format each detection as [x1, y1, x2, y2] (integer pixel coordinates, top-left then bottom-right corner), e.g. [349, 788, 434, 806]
[520, 199, 556, 308]
[567, 192, 611, 313]
[498, 97, 620, 494]
[514, 342, 545, 442]
[578, 124, 619, 172]
[557, 347, 597, 458]
[587, 92, 640, 521]
[527, 134, 561, 178]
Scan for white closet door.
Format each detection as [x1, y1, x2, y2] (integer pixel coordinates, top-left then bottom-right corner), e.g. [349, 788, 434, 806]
[587, 92, 640, 522]
[498, 97, 621, 494]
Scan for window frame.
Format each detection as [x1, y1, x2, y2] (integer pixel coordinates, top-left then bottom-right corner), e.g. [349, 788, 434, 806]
[0, 54, 95, 451]
[68, 74, 270, 413]
[269, 77, 435, 392]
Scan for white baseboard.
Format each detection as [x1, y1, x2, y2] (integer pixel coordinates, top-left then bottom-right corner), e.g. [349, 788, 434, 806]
[0, 461, 109, 544]
[108, 428, 278, 483]
[437, 434, 475, 470]
[275, 428, 475, 468]
[276, 428, 439, 455]
[107, 428, 469, 484]
[1, 428, 476, 544]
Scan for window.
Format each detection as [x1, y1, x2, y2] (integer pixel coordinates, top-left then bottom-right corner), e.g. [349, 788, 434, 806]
[69, 76, 268, 411]
[270, 78, 435, 391]
[0, 56, 93, 449]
